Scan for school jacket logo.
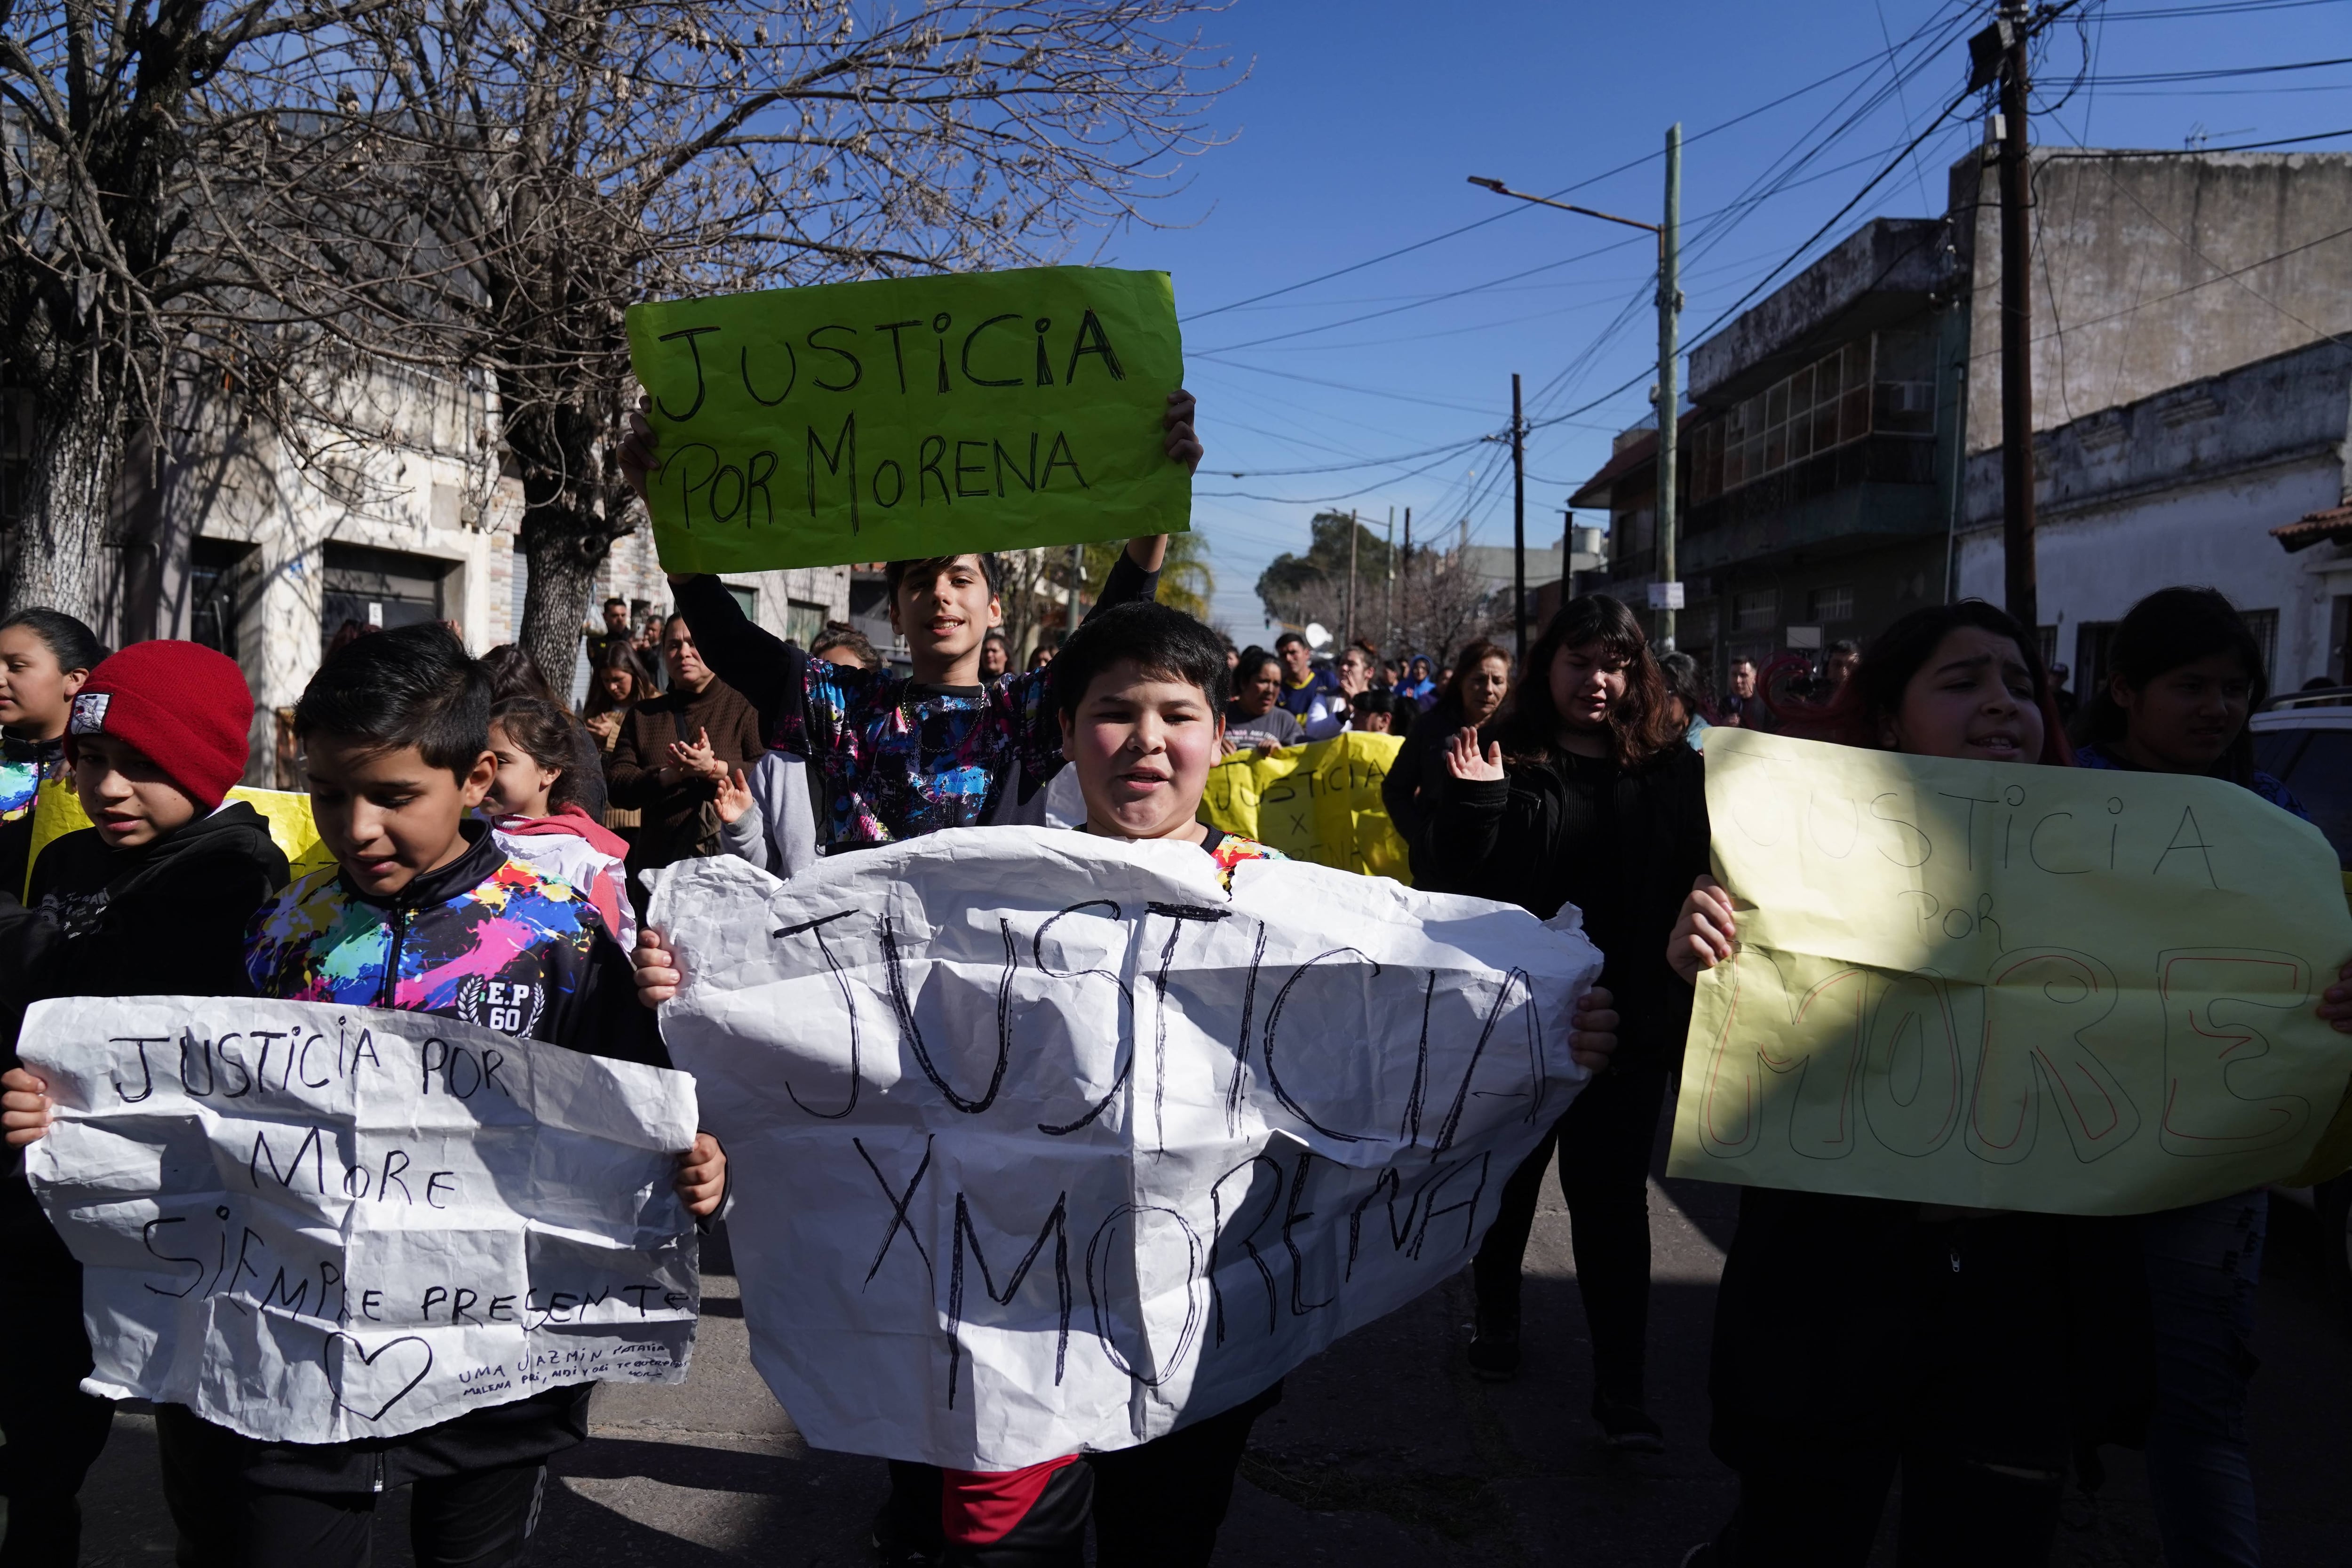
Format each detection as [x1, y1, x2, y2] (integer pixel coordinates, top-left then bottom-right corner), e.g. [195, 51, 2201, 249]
[454, 976, 547, 1037]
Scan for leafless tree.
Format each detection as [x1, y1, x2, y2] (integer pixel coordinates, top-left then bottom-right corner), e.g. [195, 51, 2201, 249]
[226, 0, 1237, 685]
[0, 0, 407, 618]
[1393, 546, 1501, 664]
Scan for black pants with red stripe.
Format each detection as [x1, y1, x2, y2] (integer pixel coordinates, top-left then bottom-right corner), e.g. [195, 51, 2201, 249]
[878, 1383, 1278, 1568]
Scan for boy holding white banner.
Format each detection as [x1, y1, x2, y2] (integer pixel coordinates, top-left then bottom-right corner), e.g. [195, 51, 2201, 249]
[638, 601, 1624, 1568]
[102, 625, 725, 1568]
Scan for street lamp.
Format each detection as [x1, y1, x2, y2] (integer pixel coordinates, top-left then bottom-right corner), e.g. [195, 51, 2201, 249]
[1468, 124, 1685, 651]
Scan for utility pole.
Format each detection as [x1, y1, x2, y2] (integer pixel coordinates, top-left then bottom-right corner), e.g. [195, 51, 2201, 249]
[1467, 132, 1681, 651]
[1344, 508, 1360, 651]
[1384, 506, 1397, 652]
[1656, 122, 1684, 652]
[1401, 507, 1413, 651]
[1510, 372, 1527, 663]
[1066, 541, 1081, 642]
[1996, 0, 2037, 631]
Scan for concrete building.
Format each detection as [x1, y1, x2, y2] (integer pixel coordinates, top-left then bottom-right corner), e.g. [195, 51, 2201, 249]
[1569, 144, 2352, 691]
[89, 366, 845, 787]
[1953, 339, 2352, 692]
[1570, 211, 1967, 681]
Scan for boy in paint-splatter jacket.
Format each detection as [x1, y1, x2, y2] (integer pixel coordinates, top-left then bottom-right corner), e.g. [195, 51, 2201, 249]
[165, 623, 725, 1568]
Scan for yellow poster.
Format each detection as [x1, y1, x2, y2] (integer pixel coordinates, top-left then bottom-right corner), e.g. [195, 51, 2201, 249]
[1200, 732, 1411, 883]
[27, 780, 332, 896]
[627, 266, 1188, 573]
[1667, 727, 2352, 1214]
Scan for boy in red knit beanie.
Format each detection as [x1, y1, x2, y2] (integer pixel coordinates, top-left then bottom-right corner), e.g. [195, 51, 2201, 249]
[0, 639, 292, 1566]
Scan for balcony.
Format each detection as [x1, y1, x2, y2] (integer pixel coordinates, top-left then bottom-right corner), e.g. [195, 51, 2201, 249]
[1679, 433, 1941, 575]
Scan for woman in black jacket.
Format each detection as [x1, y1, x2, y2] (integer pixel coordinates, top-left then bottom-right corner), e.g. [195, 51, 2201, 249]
[1423, 596, 1708, 1449]
[1382, 636, 1511, 882]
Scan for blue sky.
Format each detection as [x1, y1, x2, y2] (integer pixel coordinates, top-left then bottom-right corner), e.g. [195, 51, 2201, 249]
[1090, 0, 2352, 645]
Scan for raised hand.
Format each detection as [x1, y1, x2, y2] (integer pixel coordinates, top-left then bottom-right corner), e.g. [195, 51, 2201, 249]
[1163, 388, 1202, 471]
[715, 767, 754, 825]
[620, 395, 658, 505]
[1667, 874, 1738, 987]
[1445, 726, 1505, 782]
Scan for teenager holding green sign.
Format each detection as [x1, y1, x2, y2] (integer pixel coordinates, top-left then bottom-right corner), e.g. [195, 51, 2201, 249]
[622, 387, 1197, 1562]
[620, 390, 1196, 846]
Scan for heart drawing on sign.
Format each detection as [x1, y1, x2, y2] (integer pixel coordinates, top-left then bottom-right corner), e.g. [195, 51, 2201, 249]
[324, 1332, 434, 1423]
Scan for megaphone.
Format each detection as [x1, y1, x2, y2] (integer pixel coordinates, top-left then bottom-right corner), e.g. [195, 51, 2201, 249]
[1304, 622, 1332, 650]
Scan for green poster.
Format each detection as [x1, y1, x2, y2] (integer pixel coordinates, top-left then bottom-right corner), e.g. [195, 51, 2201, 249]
[625, 266, 1189, 573]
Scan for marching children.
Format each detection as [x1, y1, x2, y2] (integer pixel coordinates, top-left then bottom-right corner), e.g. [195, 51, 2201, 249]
[637, 601, 1623, 1567]
[0, 608, 103, 902]
[0, 641, 287, 1568]
[152, 623, 723, 1568]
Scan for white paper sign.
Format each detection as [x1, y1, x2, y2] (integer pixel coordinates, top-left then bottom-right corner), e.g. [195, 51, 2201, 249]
[23, 997, 702, 1444]
[652, 828, 1603, 1471]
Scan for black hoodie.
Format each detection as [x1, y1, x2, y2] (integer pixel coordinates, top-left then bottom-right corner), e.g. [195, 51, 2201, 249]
[0, 800, 290, 1085]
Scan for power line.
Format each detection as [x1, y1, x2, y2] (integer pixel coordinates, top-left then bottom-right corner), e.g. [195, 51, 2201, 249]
[1193, 442, 1494, 505]
[2080, 53, 2352, 83]
[1177, 8, 1982, 327]
[2098, 0, 2352, 15]
[1680, 85, 1977, 353]
[2039, 124, 2352, 153]
[1189, 233, 1649, 355]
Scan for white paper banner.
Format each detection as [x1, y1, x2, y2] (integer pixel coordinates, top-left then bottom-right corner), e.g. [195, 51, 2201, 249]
[23, 997, 701, 1444]
[652, 828, 1602, 1471]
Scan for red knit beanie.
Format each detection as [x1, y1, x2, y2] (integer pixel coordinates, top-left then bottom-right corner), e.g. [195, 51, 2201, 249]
[67, 641, 254, 809]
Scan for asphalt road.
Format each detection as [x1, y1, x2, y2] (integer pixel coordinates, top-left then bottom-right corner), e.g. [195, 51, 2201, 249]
[73, 1122, 2352, 1568]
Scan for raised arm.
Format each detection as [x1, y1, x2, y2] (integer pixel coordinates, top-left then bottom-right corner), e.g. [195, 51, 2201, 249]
[1086, 388, 1200, 618]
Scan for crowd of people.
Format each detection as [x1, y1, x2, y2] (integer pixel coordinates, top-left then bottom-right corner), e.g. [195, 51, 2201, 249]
[0, 370, 2343, 1568]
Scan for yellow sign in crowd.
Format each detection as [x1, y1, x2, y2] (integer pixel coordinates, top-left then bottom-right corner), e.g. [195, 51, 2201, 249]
[1671, 728, 2352, 1209]
[26, 781, 328, 898]
[1199, 732, 1412, 883]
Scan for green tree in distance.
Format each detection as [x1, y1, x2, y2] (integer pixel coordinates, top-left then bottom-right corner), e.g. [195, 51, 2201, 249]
[1254, 511, 1395, 630]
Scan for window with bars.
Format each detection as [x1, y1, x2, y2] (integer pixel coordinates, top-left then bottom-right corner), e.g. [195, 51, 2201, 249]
[785, 598, 829, 647]
[1686, 327, 1943, 505]
[1808, 585, 1854, 623]
[2241, 608, 2279, 684]
[1733, 589, 1777, 631]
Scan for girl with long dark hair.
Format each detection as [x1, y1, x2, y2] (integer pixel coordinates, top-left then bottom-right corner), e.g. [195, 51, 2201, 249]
[1423, 597, 1708, 1449]
[2070, 587, 2300, 1568]
[1672, 600, 2092, 1565]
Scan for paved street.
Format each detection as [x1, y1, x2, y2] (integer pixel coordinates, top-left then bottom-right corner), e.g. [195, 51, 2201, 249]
[76, 1115, 2352, 1567]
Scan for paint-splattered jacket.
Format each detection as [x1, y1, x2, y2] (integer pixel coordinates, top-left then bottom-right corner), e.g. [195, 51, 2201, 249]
[214, 820, 666, 1494]
[1202, 826, 1282, 885]
[245, 821, 661, 1061]
[675, 552, 1160, 853]
[0, 732, 65, 903]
